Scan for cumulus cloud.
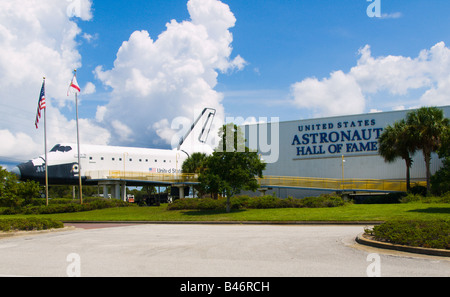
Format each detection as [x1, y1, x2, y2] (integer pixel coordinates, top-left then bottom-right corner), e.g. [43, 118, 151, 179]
[291, 71, 365, 117]
[0, 130, 38, 161]
[95, 0, 245, 148]
[82, 82, 96, 95]
[0, 0, 244, 164]
[290, 42, 450, 117]
[0, 0, 110, 160]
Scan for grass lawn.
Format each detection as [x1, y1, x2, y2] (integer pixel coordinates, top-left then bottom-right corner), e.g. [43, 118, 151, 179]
[2, 202, 448, 223]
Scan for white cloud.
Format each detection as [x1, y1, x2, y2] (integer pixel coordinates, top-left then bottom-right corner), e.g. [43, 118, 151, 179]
[0, 0, 244, 164]
[111, 120, 133, 143]
[95, 106, 107, 122]
[45, 105, 110, 146]
[290, 42, 450, 117]
[291, 70, 365, 117]
[95, 0, 245, 148]
[82, 82, 96, 95]
[392, 105, 406, 111]
[152, 118, 176, 146]
[66, 0, 93, 21]
[0, 130, 39, 161]
[380, 12, 403, 19]
[350, 45, 432, 95]
[369, 109, 382, 113]
[0, 0, 109, 161]
[82, 32, 98, 43]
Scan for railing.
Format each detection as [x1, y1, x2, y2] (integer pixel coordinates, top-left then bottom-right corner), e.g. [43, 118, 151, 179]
[85, 170, 426, 192]
[85, 170, 198, 184]
[257, 176, 427, 192]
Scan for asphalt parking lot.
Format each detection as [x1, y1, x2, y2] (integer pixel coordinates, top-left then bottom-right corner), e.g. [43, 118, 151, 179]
[0, 223, 448, 277]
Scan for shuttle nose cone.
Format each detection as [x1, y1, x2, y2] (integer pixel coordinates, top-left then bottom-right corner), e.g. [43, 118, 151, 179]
[11, 167, 21, 179]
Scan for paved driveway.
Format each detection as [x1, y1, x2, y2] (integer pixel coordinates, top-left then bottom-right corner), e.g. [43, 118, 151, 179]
[0, 224, 448, 277]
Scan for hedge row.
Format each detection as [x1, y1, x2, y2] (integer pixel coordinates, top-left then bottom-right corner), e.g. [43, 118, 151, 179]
[399, 192, 450, 204]
[0, 218, 64, 232]
[167, 195, 346, 211]
[365, 219, 450, 250]
[0, 199, 131, 215]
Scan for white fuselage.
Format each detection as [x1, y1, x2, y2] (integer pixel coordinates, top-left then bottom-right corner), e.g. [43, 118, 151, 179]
[13, 107, 216, 185]
[52, 143, 188, 178]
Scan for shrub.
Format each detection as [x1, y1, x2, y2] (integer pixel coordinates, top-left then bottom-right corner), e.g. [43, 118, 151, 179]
[167, 195, 346, 211]
[198, 198, 226, 210]
[365, 219, 450, 250]
[245, 195, 281, 209]
[0, 218, 64, 232]
[0, 198, 132, 215]
[431, 157, 450, 195]
[400, 193, 450, 203]
[352, 192, 406, 204]
[409, 184, 428, 196]
[0, 166, 41, 208]
[299, 195, 345, 208]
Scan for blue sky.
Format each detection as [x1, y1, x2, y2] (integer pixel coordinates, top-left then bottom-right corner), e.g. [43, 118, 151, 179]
[74, 0, 450, 120]
[1, 0, 450, 165]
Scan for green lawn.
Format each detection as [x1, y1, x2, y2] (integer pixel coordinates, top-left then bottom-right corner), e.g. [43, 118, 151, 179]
[2, 202, 448, 223]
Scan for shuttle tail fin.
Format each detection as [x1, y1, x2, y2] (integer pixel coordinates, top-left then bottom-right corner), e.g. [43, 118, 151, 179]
[177, 108, 216, 154]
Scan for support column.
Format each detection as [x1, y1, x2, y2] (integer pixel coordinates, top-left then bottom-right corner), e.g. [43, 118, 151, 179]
[121, 182, 127, 202]
[179, 186, 185, 199]
[103, 184, 109, 199]
[114, 183, 121, 200]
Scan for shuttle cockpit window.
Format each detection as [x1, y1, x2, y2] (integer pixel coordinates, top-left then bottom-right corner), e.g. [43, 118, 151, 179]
[50, 144, 72, 153]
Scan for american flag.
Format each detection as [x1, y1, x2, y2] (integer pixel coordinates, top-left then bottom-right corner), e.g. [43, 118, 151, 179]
[149, 168, 157, 173]
[35, 80, 46, 129]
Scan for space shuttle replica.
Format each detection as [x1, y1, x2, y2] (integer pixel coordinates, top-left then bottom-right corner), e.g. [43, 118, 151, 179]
[12, 108, 216, 189]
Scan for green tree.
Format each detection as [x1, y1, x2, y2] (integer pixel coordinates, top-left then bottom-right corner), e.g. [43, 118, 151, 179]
[182, 152, 208, 198]
[0, 166, 21, 207]
[431, 157, 450, 195]
[17, 180, 41, 205]
[199, 124, 266, 212]
[406, 107, 450, 193]
[431, 125, 450, 195]
[378, 119, 416, 191]
[437, 124, 450, 158]
[182, 152, 208, 174]
[0, 166, 40, 208]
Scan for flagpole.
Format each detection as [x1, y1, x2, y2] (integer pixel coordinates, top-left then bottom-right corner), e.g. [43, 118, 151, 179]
[43, 77, 49, 207]
[74, 70, 83, 205]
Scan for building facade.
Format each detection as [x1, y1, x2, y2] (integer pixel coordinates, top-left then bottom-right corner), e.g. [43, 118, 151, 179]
[243, 106, 449, 197]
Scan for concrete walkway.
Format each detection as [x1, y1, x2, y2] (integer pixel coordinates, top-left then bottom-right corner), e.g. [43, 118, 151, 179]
[0, 224, 448, 277]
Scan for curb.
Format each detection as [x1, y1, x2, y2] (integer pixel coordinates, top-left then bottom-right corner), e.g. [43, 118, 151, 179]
[0, 226, 76, 239]
[355, 233, 450, 257]
[61, 220, 384, 225]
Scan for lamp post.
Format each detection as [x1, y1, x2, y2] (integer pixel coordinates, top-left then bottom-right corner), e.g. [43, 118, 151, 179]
[341, 155, 346, 191]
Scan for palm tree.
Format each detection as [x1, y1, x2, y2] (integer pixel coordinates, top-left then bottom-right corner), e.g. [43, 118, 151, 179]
[181, 152, 209, 198]
[182, 152, 208, 174]
[406, 107, 450, 193]
[378, 119, 415, 191]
